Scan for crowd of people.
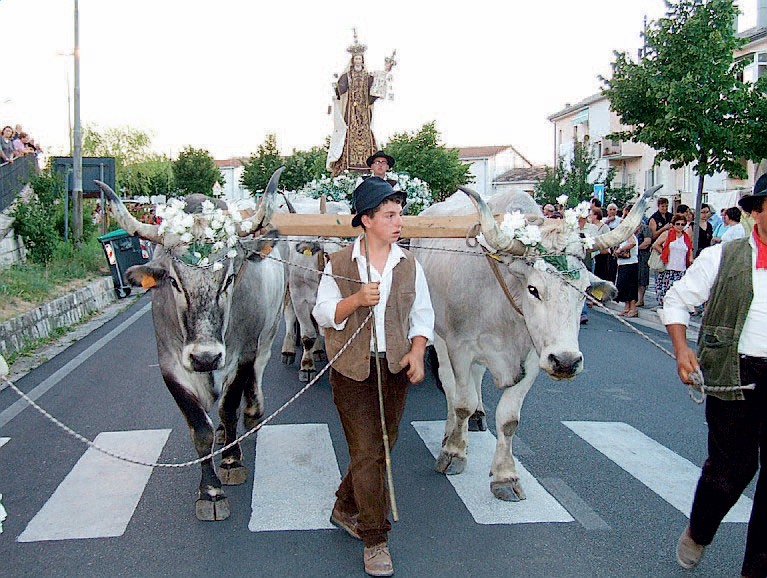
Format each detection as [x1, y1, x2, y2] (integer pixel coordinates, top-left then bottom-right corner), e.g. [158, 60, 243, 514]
[0, 123, 42, 165]
[565, 195, 750, 323]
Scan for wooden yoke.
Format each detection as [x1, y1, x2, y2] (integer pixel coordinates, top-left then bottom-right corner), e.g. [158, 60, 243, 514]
[268, 213, 502, 238]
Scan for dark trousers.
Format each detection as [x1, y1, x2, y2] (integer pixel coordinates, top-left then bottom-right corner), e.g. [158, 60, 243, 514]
[689, 356, 767, 577]
[331, 357, 409, 547]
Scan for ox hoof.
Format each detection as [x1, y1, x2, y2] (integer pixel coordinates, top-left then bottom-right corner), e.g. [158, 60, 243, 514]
[281, 351, 295, 365]
[490, 479, 526, 502]
[195, 496, 230, 521]
[312, 350, 326, 362]
[435, 452, 466, 475]
[468, 411, 488, 432]
[299, 369, 316, 383]
[214, 425, 225, 446]
[219, 462, 247, 485]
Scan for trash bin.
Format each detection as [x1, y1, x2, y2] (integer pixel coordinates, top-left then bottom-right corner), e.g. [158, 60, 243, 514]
[98, 229, 152, 298]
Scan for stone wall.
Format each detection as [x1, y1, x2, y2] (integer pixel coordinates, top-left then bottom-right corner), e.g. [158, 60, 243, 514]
[0, 276, 116, 356]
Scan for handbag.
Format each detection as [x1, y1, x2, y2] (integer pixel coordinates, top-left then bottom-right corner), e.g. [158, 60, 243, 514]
[648, 250, 666, 272]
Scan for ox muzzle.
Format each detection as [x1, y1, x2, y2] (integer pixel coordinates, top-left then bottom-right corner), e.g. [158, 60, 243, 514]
[540, 349, 583, 380]
[183, 342, 226, 373]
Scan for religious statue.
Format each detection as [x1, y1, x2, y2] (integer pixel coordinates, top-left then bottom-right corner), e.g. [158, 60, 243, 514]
[327, 31, 396, 176]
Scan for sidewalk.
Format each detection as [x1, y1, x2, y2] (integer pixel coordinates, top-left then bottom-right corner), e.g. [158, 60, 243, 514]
[597, 275, 702, 336]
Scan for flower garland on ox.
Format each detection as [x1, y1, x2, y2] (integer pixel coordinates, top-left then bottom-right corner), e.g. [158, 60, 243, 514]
[156, 198, 252, 270]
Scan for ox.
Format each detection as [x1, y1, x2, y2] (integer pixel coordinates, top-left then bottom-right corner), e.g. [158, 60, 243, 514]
[277, 195, 348, 382]
[96, 169, 287, 521]
[411, 184, 660, 501]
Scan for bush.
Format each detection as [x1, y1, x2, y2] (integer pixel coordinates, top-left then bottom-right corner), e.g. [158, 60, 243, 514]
[11, 171, 64, 264]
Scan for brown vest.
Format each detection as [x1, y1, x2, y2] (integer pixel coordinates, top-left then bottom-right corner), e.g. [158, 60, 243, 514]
[324, 244, 416, 381]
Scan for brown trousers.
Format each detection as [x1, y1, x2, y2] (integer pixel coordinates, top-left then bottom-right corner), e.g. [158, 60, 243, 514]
[331, 357, 409, 547]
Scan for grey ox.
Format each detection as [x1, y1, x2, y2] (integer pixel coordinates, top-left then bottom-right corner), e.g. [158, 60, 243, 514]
[411, 184, 660, 501]
[277, 195, 348, 382]
[96, 169, 287, 521]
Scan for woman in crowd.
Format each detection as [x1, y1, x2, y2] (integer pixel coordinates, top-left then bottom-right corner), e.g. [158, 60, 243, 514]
[694, 203, 714, 256]
[614, 226, 640, 317]
[1, 126, 16, 163]
[651, 214, 694, 305]
[588, 207, 612, 279]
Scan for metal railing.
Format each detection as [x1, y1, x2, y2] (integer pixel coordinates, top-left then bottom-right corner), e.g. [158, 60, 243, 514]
[0, 154, 38, 212]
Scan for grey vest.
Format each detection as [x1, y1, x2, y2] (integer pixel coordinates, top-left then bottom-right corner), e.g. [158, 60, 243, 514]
[697, 237, 753, 400]
[324, 244, 416, 381]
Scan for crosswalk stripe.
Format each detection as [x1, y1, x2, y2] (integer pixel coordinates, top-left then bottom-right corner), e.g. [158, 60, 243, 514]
[17, 429, 171, 542]
[249, 423, 340, 532]
[562, 421, 752, 522]
[0, 437, 8, 449]
[412, 420, 574, 524]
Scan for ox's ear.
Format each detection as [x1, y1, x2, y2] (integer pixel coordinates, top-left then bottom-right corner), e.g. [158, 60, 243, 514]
[296, 241, 322, 256]
[126, 263, 168, 289]
[585, 271, 617, 303]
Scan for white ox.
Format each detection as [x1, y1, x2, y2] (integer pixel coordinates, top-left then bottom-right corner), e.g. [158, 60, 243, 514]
[276, 195, 349, 382]
[411, 185, 659, 501]
[96, 169, 287, 521]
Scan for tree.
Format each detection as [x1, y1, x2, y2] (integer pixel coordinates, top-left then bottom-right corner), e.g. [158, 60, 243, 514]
[172, 146, 224, 197]
[602, 0, 767, 251]
[120, 158, 175, 198]
[384, 122, 472, 202]
[282, 146, 329, 191]
[83, 125, 165, 190]
[534, 141, 634, 207]
[241, 134, 282, 193]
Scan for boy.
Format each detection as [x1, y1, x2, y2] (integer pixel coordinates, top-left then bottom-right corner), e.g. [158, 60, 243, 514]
[313, 176, 434, 576]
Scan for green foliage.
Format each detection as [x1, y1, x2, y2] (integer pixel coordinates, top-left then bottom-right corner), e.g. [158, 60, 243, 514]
[534, 142, 605, 206]
[172, 146, 224, 197]
[83, 124, 166, 191]
[282, 146, 330, 191]
[241, 134, 282, 193]
[384, 122, 472, 202]
[120, 158, 175, 198]
[602, 0, 767, 183]
[12, 170, 65, 263]
[0, 236, 107, 316]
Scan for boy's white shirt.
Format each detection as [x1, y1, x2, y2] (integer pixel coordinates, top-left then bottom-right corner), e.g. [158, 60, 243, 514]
[313, 236, 434, 352]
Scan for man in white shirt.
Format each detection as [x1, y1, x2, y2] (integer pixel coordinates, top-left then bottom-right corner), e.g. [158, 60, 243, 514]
[663, 175, 767, 577]
[313, 176, 434, 577]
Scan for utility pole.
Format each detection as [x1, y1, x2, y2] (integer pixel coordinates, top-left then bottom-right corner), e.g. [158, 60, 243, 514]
[72, 0, 83, 241]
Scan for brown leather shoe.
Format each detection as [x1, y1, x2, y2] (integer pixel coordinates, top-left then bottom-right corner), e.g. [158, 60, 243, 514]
[676, 525, 705, 569]
[364, 543, 393, 577]
[329, 507, 360, 540]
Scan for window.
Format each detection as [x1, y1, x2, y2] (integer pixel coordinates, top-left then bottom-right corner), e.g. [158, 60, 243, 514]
[744, 52, 767, 83]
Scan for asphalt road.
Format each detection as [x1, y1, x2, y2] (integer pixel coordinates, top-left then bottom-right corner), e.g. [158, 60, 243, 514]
[0, 293, 754, 577]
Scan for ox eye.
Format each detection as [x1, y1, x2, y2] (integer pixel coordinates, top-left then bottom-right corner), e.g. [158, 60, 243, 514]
[527, 285, 540, 300]
[169, 277, 181, 292]
[222, 273, 235, 292]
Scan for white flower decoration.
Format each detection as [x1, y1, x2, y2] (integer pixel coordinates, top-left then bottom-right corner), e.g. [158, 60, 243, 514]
[557, 194, 568, 206]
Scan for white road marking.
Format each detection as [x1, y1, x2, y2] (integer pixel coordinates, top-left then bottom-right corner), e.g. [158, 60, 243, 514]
[562, 421, 752, 522]
[0, 303, 151, 429]
[249, 423, 340, 532]
[0, 437, 8, 449]
[413, 420, 574, 524]
[17, 429, 171, 542]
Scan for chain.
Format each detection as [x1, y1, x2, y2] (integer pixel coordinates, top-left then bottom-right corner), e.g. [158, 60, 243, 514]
[1, 310, 373, 469]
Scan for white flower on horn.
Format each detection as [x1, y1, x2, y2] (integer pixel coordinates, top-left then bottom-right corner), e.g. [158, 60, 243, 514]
[557, 194, 568, 206]
[227, 249, 237, 259]
[212, 262, 224, 272]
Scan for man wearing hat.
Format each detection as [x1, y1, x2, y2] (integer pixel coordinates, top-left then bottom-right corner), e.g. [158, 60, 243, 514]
[313, 176, 434, 576]
[662, 174, 767, 576]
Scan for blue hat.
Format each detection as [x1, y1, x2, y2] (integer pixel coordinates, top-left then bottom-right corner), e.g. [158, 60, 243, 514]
[351, 177, 398, 228]
[739, 174, 767, 213]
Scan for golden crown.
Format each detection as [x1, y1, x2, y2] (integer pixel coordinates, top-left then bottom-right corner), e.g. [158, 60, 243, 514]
[346, 28, 367, 55]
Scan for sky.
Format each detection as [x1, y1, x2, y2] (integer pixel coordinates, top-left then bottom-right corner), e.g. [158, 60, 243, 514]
[0, 1, 759, 166]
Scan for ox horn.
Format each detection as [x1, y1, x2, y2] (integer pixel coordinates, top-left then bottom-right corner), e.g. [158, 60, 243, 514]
[458, 185, 528, 255]
[239, 166, 285, 236]
[589, 184, 663, 251]
[94, 180, 164, 244]
[280, 191, 297, 214]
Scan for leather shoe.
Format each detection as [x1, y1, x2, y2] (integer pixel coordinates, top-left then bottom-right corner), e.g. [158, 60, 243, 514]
[676, 525, 705, 569]
[330, 507, 360, 540]
[364, 543, 393, 577]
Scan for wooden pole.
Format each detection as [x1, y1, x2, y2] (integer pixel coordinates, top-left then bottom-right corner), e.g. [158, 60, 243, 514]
[269, 213, 492, 238]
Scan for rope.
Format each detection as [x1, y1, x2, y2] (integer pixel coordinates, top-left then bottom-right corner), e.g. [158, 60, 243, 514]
[1, 310, 373, 469]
